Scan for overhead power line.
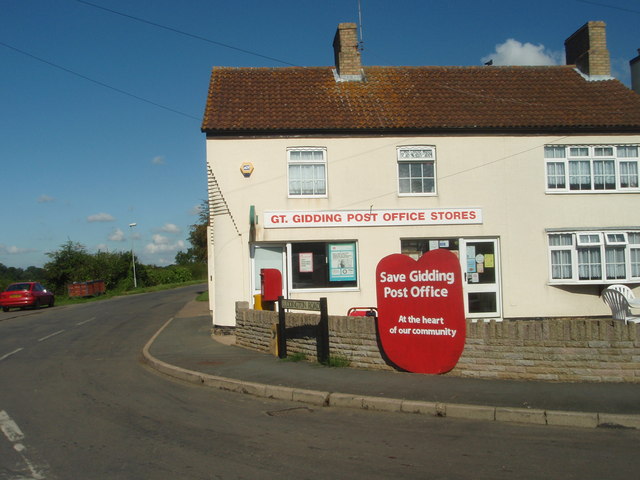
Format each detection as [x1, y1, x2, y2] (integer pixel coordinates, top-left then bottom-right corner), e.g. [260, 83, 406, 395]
[0, 40, 201, 121]
[575, 0, 640, 15]
[75, 0, 300, 67]
[1, 1, 307, 121]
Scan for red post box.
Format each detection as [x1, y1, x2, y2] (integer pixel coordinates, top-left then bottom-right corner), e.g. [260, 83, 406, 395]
[260, 268, 282, 302]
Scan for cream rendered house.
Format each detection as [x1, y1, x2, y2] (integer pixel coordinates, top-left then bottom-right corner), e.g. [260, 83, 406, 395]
[202, 22, 640, 328]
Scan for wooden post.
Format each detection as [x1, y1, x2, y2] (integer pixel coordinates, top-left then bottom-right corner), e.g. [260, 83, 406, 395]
[317, 297, 330, 364]
[277, 296, 287, 358]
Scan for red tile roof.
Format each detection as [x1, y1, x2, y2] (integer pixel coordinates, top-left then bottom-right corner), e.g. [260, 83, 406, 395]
[201, 66, 640, 134]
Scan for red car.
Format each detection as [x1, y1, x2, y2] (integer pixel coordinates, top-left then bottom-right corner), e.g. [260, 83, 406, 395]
[0, 282, 55, 312]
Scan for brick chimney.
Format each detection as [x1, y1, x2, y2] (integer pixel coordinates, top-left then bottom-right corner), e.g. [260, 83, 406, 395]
[631, 49, 640, 94]
[333, 22, 362, 81]
[564, 21, 611, 78]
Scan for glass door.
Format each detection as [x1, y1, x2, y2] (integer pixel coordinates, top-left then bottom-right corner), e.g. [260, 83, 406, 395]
[459, 238, 501, 319]
[251, 244, 287, 298]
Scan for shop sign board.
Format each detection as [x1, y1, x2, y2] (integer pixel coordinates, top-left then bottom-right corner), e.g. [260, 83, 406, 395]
[375, 249, 466, 374]
[281, 299, 321, 312]
[264, 208, 482, 228]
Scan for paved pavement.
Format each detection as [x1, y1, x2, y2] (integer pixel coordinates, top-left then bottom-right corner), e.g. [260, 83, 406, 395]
[142, 299, 640, 430]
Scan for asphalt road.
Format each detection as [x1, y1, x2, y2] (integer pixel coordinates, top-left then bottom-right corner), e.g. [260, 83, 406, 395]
[1, 285, 639, 479]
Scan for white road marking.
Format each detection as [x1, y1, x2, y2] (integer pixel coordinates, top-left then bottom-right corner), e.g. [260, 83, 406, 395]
[37, 330, 65, 342]
[76, 317, 96, 326]
[0, 410, 49, 479]
[0, 410, 25, 442]
[0, 348, 24, 362]
[0, 315, 103, 476]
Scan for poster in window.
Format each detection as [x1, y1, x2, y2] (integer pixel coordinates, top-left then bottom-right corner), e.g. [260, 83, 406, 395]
[466, 246, 476, 273]
[299, 252, 313, 273]
[329, 243, 356, 281]
[466, 257, 476, 273]
[485, 254, 495, 268]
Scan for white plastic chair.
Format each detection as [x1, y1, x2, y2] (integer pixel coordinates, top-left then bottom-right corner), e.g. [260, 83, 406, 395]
[601, 288, 640, 324]
[608, 284, 636, 301]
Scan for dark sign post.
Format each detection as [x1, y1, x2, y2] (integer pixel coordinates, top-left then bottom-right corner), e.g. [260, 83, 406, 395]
[277, 296, 329, 364]
[277, 296, 288, 359]
[317, 298, 329, 364]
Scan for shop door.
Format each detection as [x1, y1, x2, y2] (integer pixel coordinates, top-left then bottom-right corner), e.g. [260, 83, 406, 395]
[251, 245, 287, 299]
[459, 239, 502, 319]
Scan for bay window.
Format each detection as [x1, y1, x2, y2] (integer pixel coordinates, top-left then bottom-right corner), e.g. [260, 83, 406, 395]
[548, 230, 640, 284]
[631, 234, 640, 278]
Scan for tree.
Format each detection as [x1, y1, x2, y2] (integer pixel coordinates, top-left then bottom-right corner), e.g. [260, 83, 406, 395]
[88, 250, 135, 291]
[175, 200, 209, 265]
[41, 239, 196, 296]
[0, 263, 46, 291]
[44, 241, 92, 294]
[187, 222, 208, 263]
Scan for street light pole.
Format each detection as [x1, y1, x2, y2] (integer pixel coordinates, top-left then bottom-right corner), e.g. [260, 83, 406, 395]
[129, 223, 137, 289]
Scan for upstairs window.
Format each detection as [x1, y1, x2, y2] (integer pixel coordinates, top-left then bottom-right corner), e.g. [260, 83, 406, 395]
[397, 146, 436, 195]
[545, 145, 639, 193]
[287, 148, 327, 197]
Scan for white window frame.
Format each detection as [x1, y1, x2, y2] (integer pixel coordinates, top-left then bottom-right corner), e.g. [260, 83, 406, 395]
[548, 229, 640, 284]
[548, 233, 573, 280]
[576, 232, 602, 247]
[287, 147, 328, 198]
[545, 145, 640, 193]
[397, 146, 437, 196]
[605, 233, 627, 246]
[630, 233, 640, 278]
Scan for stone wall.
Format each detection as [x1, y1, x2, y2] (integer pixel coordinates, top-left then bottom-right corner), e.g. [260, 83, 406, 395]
[235, 303, 640, 383]
[457, 319, 639, 382]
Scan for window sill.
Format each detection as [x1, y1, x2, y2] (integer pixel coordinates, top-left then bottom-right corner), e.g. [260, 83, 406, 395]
[398, 193, 438, 197]
[548, 280, 640, 286]
[287, 195, 328, 199]
[545, 190, 640, 195]
[290, 287, 360, 293]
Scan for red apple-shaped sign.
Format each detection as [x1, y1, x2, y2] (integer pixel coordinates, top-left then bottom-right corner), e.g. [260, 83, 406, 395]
[376, 249, 466, 374]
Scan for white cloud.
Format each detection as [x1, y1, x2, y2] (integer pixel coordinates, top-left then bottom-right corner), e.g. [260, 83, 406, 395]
[190, 204, 202, 216]
[152, 156, 166, 165]
[482, 39, 561, 66]
[0, 244, 37, 255]
[37, 194, 55, 203]
[160, 223, 180, 234]
[144, 235, 185, 254]
[152, 234, 169, 245]
[108, 228, 126, 242]
[87, 213, 115, 223]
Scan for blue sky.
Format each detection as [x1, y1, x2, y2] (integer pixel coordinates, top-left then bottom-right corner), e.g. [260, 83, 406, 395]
[1, 0, 638, 269]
